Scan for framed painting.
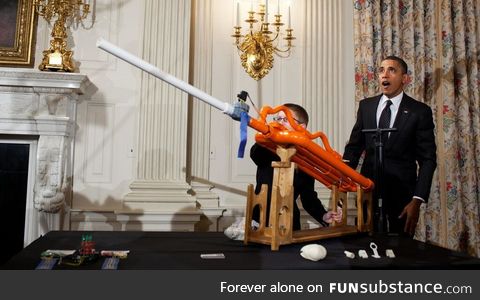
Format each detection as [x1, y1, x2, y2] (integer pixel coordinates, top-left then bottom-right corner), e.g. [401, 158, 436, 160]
[0, 0, 37, 67]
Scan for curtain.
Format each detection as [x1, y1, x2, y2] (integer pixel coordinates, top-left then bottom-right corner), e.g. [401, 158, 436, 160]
[353, 0, 480, 257]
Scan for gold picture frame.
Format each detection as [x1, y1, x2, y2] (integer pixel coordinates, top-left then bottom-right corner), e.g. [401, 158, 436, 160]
[0, 0, 37, 67]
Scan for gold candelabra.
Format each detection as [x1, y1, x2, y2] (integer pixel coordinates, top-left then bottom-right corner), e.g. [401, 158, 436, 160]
[232, 1, 295, 80]
[34, 0, 90, 72]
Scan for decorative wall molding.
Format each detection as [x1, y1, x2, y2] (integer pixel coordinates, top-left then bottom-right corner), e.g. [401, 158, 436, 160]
[123, 0, 201, 230]
[303, 0, 346, 151]
[189, 0, 224, 231]
[302, 0, 355, 199]
[83, 103, 115, 183]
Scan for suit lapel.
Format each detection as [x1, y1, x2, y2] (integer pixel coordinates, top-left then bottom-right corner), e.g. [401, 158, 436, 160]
[386, 95, 412, 148]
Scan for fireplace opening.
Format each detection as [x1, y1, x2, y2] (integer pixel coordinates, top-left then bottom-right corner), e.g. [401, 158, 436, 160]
[0, 143, 29, 265]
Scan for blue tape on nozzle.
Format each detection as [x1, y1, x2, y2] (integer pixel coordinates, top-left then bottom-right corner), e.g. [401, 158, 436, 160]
[237, 112, 250, 158]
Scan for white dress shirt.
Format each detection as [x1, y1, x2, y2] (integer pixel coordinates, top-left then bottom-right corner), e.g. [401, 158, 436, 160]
[376, 92, 403, 127]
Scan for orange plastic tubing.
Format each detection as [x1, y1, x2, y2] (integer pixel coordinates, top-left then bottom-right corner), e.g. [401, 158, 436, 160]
[248, 105, 374, 192]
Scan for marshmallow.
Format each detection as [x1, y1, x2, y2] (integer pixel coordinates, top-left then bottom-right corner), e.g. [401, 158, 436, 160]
[300, 244, 327, 261]
[386, 249, 396, 258]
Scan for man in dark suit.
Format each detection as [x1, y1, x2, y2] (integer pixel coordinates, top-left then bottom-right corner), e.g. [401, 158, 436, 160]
[343, 56, 437, 235]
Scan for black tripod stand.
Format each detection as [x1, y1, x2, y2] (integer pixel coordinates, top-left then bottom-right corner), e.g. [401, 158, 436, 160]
[362, 127, 397, 234]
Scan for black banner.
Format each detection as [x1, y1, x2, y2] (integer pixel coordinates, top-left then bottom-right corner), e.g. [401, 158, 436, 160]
[1, 270, 477, 300]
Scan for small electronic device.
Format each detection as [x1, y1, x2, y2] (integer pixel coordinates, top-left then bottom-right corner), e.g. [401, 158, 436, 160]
[200, 253, 225, 259]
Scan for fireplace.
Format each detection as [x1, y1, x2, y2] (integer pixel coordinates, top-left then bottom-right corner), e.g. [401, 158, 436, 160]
[0, 140, 31, 264]
[0, 69, 90, 253]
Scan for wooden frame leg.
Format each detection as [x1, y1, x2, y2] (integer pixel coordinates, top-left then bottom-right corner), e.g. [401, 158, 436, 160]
[356, 185, 373, 233]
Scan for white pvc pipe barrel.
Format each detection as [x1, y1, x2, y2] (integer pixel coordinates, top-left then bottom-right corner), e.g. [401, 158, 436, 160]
[96, 38, 234, 116]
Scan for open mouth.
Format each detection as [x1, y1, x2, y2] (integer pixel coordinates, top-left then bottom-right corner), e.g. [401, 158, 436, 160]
[382, 81, 391, 87]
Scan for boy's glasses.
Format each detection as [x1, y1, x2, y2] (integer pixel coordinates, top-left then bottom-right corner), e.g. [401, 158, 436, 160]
[273, 116, 303, 124]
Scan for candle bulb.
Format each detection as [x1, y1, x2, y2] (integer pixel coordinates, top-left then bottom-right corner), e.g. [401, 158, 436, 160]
[236, 2, 240, 26]
[265, 0, 269, 22]
[288, 6, 291, 28]
[277, 0, 280, 14]
[251, 0, 254, 11]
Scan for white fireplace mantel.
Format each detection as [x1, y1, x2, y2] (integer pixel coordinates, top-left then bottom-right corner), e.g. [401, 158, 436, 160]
[0, 68, 91, 246]
[0, 68, 90, 91]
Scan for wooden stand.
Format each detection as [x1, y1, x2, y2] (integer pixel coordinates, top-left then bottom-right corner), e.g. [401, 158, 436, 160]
[244, 146, 373, 250]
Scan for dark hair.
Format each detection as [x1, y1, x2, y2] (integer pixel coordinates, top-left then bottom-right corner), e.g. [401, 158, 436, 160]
[284, 103, 309, 125]
[383, 55, 408, 74]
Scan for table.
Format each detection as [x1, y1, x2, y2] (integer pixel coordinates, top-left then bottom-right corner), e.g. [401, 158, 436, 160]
[2, 231, 479, 270]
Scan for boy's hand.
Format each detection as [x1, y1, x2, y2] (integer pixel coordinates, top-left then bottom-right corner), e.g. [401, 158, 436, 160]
[322, 206, 343, 223]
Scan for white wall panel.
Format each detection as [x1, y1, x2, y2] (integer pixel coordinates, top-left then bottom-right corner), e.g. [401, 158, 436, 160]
[70, 0, 119, 71]
[83, 103, 114, 183]
[71, 0, 143, 210]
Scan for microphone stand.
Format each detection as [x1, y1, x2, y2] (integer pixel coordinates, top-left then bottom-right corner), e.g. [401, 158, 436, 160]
[362, 127, 397, 234]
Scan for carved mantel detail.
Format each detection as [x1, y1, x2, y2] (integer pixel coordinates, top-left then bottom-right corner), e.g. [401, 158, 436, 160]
[0, 68, 91, 244]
